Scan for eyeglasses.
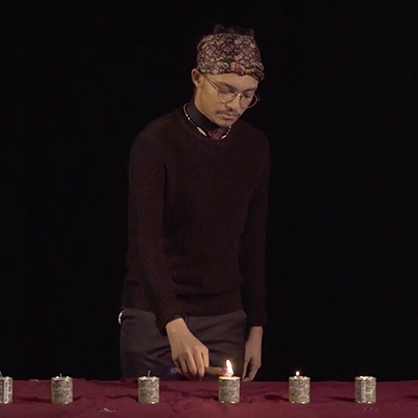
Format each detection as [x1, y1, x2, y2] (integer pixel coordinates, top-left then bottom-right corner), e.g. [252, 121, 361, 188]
[201, 73, 260, 109]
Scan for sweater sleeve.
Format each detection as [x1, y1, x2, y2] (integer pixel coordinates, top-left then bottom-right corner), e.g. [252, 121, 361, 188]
[239, 146, 271, 327]
[128, 133, 183, 329]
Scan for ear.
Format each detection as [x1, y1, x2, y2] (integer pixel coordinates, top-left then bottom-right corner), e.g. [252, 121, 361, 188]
[191, 69, 204, 89]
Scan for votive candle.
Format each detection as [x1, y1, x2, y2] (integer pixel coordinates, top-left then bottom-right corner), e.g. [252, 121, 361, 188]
[355, 376, 376, 404]
[51, 375, 73, 404]
[138, 376, 159, 404]
[0, 374, 13, 404]
[289, 371, 310, 404]
[218, 359, 240, 404]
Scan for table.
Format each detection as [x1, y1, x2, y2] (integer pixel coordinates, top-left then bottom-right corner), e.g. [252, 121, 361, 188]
[1, 379, 417, 417]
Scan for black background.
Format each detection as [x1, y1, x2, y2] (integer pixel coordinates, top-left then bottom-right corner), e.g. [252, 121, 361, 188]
[3, 2, 416, 381]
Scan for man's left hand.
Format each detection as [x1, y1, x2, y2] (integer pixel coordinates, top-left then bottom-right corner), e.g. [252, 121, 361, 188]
[242, 326, 263, 382]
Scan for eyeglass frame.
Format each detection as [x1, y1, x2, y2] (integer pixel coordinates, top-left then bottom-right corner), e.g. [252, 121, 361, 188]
[200, 72, 260, 109]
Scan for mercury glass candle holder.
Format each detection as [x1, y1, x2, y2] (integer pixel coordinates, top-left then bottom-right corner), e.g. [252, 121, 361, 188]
[51, 376, 73, 404]
[138, 376, 159, 404]
[355, 376, 376, 404]
[218, 376, 240, 403]
[0, 376, 13, 404]
[289, 374, 310, 404]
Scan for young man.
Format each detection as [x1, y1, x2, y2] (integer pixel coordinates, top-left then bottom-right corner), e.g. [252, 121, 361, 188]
[120, 25, 270, 382]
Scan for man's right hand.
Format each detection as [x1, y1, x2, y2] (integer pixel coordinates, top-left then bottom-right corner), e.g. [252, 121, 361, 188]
[166, 318, 209, 380]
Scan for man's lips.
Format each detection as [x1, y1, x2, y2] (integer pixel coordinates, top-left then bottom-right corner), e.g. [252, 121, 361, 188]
[219, 112, 239, 118]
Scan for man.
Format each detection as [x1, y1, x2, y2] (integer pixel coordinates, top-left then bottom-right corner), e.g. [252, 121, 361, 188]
[120, 24, 270, 382]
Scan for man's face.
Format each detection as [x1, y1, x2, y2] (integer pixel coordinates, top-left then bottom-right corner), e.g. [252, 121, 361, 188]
[192, 70, 259, 128]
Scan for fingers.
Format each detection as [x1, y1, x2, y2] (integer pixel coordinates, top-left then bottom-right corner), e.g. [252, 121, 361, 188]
[198, 347, 209, 379]
[242, 358, 249, 381]
[243, 370, 256, 382]
[203, 349, 210, 369]
[242, 358, 261, 382]
[179, 358, 189, 376]
[187, 353, 198, 376]
[177, 349, 208, 380]
[191, 347, 208, 380]
[167, 326, 209, 380]
[186, 344, 208, 380]
[242, 360, 252, 382]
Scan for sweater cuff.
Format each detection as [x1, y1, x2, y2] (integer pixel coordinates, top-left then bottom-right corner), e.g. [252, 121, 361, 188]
[157, 313, 185, 336]
[246, 312, 268, 328]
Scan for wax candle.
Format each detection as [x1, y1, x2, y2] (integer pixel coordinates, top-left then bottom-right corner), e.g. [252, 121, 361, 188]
[138, 371, 159, 404]
[289, 371, 310, 404]
[355, 376, 376, 404]
[51, 374, 73, 404]
[218, 359, 240, 404]
[0, 372, 13, 404]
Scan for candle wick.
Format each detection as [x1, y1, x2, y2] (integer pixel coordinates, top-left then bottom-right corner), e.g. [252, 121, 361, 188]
[147, 370, 151, 378]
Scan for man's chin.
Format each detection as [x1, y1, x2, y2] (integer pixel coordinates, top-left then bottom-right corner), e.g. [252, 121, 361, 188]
[217, 114, 239, 127]
[218, 122, 234, 128]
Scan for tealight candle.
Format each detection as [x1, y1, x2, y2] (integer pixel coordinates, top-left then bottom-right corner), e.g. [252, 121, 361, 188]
[289, 371, 310, 404]
[138, 371, 159, 404]
[355, 376, 376, 404]
[218, 359, 240, 404]
[51, 374, 73, 404]
[0, 372, 13, 404]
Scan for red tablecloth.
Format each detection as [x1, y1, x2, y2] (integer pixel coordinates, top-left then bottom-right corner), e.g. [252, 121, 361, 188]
[1, 379, 417, 418]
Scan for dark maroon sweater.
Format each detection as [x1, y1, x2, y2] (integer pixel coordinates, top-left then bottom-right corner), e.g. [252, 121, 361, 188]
[122, 105, 270, 331]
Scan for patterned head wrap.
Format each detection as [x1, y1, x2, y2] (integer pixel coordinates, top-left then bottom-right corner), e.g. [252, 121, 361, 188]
[196, 30, 264, 81]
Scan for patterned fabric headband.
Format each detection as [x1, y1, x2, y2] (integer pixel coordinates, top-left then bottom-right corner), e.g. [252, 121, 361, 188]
[196, 32, 264, 81]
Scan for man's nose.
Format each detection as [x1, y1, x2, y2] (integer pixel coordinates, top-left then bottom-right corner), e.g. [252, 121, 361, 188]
[225, 95, 242, 111]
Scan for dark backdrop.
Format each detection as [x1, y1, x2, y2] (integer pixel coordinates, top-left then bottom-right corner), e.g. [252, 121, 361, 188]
[3, 2, 415, 381]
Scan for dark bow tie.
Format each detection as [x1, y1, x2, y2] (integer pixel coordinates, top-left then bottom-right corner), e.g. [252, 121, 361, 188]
[207, 128, 226, 140]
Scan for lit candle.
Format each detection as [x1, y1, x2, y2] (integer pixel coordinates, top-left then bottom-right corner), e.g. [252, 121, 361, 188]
[289, 370, 310, 404]
[138, 370, 159, 404]
[355, 376, 376, 404]
[0, 371, 13, 404]
[51, 374, 73, 404]
[218, 359, 240, 404]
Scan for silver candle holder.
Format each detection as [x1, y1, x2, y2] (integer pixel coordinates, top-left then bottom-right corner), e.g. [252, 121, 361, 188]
[138, 376, 159, 404]
[355, 376, 376, 404]
[218, 359, 240, 404]
[0, 375, 13, 404]
[218, 376, 240, 403]
[51, 375, 73, 404]
[289, 371, 310, 404]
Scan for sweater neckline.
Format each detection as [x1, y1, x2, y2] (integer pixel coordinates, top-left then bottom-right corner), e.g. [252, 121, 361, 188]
[177, 107, 237, 147]
[186, 100, 219, 132]
[183, 104, 231, 140]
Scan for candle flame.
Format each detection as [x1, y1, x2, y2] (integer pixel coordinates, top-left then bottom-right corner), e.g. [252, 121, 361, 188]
[225, 359, 234, 377]
[295, 371, 300, 377]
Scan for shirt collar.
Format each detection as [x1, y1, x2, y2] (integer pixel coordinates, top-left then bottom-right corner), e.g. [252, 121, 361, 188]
[186, 100, 220, 132]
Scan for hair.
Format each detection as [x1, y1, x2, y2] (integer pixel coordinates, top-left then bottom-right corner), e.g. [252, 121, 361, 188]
[212, 24, 255, 37]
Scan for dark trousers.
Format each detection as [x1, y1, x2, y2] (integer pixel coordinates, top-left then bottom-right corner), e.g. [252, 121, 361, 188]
[120, 308, 247, 379]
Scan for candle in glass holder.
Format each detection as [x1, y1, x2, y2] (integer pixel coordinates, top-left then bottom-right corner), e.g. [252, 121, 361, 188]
[355, 376, 376, 404]
[138, 372, 159, 404]
[0, 372, 13, 404]
[51, 374, 73, 404]
[218, 359, 240, 404]
[289, 371, 310, 404]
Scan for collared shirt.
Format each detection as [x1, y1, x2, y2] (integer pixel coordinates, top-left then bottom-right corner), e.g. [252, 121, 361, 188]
[186, 100, 220, 132]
